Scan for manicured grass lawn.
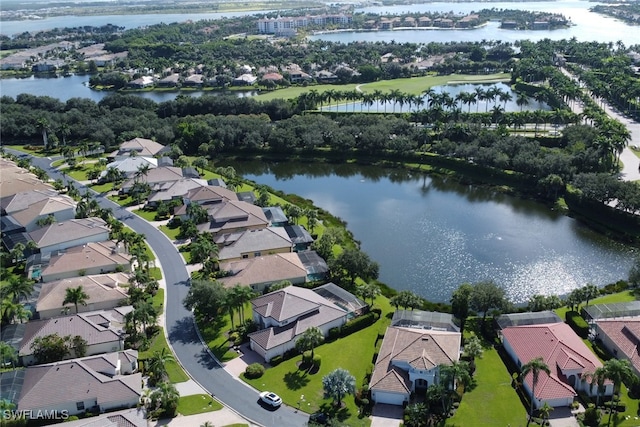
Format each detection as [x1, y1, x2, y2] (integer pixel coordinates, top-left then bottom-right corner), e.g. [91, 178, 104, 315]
[64, 167, 91, 181]
[197, 309, 248, 362]
[133, 208, 158, 221]
[51, 159, 65, 167]
[140, 328, 189, 384]
[159, 224, 181, 241]
[89, 182, 113, 194]
[177, 394, 223, 415]
[242, 296, 393, 426]
[108, 195, 134, 206]
[152, 288, 164, 310]
[180, 246, 192, 264]
[447, 347, 528, 427]
[4, 145, 46, 156]
[253, 73, 510, 101]
[149, 266, 162, 281]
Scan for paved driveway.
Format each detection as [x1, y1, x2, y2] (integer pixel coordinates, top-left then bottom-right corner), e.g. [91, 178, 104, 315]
[370, 404, 403, 427]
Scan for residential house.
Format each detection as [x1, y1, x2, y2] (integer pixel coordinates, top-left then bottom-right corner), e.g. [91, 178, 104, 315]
[109, 137, 167, 159]
[6, 195, 76, 232]
[263, 206, 288, 226]
[248, 285, 362, 362]
[297, 250, 329, 281]
[174, 185, 239, 218]
[496, 311, 562, 330]
[28, 240, 131, 282]
[120, 166, 184, 194]
[0, 351, 141, 417]
[283, 225, 314, 251]
[262, 72, 284, 83]
[418, 17, 432, 27]
[218, 252, 307, 292]
[36, 273, 130, 319]
[157, 73, 180, 87]
[289, 70, 312, 83]
[315, 70, 338, 83]
[183, 74, 204, 87]
[198, 200, 270, 237]
[370, 311, 461, 406]
[127, 76, 154, 89]
[1, 189, 61, 216]
[99, 156, 157, 181]
[594, 317, 640, 376]
[216, 227, 292, 262]
[502, 322, 612, 408]
[457, 14, 480, 28]
[27, 217, 110, 255]
[232, 74, 257, 86]
[146, 178, 208, 206]
[14, 307, 132, 366]
[0, 159, 53, 197]
[370, 329, 460, 405]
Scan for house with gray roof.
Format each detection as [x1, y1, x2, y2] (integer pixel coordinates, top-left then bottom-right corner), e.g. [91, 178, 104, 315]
[109, 137, 167, 159]
[248, 285, 358, 362]
[263, 206, 288, 226]
[28, 240, 131, 282]
[216, 227, 292, 262]
[0, 351, 141, 418]
[370, 322, 461, 406]
[146, 178, 208, 206]
[16, 307, 131, 366]
[99, 156, 157, 181]
[1, 189, 61, 216]
[219, 253, 307, 292]
[27, 217, 110, 255]
[198, 200, 270, 238]
[7, 195, 76, 232]
[36, 273, 130, 319]
[284, 225, 314, 251]
[120, 166, 184, 194]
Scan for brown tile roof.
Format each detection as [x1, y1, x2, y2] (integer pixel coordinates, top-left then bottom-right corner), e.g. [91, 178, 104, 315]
[17, 358, 141, 412]
[28, 217, 109, 248]
[370, 326, 461, 394]
[121, 167, 183, 191]
[249, 286, 348, 351]
[216, 227, 290, 261]
[218, 253, 306, 288]
[19, 310, 123, 357]
[41, 241, 131, 280]
[0, 164, 53, 197]
[502, 323, 603, 401]
[111, 137, 165, 157]
[147, 178, 208, 203]
[184, 185, 238, 204]
[596, 318, 640, 374]
[200, 200, 269, 236]
[37, 273, 130, 315]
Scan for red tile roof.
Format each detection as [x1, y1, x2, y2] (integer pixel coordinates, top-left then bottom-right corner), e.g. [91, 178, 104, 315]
[596, 319, 640, 375]
[503, 323, 603, 401]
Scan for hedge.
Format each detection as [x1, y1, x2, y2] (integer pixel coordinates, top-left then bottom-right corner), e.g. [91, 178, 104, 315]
[566, 310, 589, 338]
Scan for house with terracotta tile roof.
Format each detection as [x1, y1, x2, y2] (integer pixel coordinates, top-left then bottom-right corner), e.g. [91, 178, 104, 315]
[0, 351, 141, 417]
[36, 273, 130, 319]
[248, 285, 358, 362]
[595, 317, 640, 376]
[218, 252, 307, 292]
[502, 322, 612, 408]
[216, 227, 292, 262]
[28, 240, 131, 282]
[199, 201, 270, 239]
[369, 312, 461, 406]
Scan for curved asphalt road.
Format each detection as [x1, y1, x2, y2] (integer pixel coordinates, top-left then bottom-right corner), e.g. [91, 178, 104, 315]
[7, 149, 307, 427]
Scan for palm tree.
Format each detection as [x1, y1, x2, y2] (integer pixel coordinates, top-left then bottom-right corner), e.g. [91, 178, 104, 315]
[521, 357, 551, 427]
[538, 402, 554, 425]
[1, 276, 34, 303]
[63, 285, 90, 314]
[586, 366, 608, 407]
[357, 282, 381, 306]
[440, 361, 471, 410]
[322, 368, 356, 407]
[604, 359, 637, 426]
[295, 326, 324, 361]
[147, 348, 176, 385]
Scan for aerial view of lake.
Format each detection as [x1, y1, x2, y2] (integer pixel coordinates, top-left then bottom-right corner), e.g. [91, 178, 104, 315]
[227, 161, 637, 303]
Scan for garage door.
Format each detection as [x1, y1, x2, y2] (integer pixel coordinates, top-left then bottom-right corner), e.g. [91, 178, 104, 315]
[373, 391, 406, 406]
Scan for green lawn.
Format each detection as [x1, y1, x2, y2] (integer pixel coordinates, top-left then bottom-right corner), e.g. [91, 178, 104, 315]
[139, 328, 189, 384]
[89, 182, 114, 194]
[152, 288, 164, 311]
[133, 208, 158, 222]
[108, 194, 134, 206]
[64, 167, 91, 181]
[447, 347, 529, 427]
[159, 224, 181, 241]
[254, 73, 510, 101]
[242, 296, 394, 426]
[197, 308, 250, 362]
[149, 266, 162, 281]
[177, 394, 223, 415]
[4, 145, 46, 156]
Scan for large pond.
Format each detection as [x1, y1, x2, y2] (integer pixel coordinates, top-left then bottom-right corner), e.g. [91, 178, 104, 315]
[322, 82, 550, 113]
[226, 160, 637, 303]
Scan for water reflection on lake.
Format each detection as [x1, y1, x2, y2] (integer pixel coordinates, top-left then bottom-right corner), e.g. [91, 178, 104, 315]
[227, 160, 637, 303]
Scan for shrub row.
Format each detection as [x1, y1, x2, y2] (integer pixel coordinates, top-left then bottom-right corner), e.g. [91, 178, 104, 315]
[328, 311, 380, 340]
[566, 310, 589, 338]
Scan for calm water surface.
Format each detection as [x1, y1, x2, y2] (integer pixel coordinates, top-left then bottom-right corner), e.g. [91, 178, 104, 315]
[228, 161, 637, 303]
